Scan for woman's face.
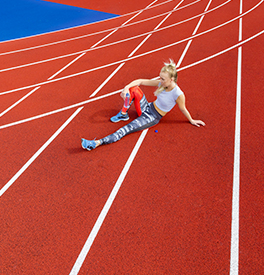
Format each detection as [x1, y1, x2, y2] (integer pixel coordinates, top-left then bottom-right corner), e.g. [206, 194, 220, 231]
[159, 71, 174, 88]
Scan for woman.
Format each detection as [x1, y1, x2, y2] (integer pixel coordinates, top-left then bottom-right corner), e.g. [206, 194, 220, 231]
[81, 60, 205, 151]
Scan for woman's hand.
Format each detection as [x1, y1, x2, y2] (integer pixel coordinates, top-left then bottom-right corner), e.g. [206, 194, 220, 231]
[120, 88, 128, 100]
[120, 79, 159, 100]
[176, 95, 205, 127]
[190, 119, 206, 127]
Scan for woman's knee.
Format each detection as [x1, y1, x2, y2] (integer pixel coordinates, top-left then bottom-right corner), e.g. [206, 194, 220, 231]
[129, 86, 144, 98]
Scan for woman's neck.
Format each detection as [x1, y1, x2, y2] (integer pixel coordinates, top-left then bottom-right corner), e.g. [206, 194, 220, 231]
[165, 83, 176, 92]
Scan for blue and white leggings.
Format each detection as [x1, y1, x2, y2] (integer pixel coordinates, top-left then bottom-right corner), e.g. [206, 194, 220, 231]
[99, 101, 162, 145]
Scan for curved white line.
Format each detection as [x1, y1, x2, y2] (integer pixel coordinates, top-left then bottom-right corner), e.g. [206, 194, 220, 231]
[0, 0, 232, 72]
[0, 29, 263, 130]
[0, 0, 262, 96]
[0, 0, 174, 45]
[0, 0, 186, 54]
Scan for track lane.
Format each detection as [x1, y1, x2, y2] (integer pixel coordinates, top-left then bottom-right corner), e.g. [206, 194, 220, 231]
[239, 0, 264, 273]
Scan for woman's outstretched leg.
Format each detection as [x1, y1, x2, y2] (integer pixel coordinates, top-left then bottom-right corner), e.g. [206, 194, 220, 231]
[82, 103, 162, 151]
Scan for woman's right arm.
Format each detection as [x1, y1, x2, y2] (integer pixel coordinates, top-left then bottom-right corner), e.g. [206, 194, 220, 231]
[121, 79, 159, 99]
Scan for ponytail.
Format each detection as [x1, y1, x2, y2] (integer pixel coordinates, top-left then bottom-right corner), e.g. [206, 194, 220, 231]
[154, 59, 178, 96]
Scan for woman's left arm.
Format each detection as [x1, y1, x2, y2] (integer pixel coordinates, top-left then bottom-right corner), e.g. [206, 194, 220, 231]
[176, 94, 205, 127]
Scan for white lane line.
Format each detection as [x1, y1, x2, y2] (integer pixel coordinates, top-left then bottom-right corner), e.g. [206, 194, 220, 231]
[0, 87, 40, 118]
[69, 129, 149, 275]
[47, 52, 87, 80]
[230, 47, 241, 275]
[89, 63, 125, 98]
[230, 0, 243, 273]
[0, 107, 83, 197]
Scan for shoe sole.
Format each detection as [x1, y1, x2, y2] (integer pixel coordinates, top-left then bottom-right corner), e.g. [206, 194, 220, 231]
[110, 117, 129, 123]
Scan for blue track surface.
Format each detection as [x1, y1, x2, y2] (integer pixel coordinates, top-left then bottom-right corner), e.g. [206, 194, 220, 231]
[0, 0, 119, 42]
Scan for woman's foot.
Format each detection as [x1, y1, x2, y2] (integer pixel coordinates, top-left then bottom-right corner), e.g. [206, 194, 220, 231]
[81, 139, 100, 151]
[110, 111, 129, 123]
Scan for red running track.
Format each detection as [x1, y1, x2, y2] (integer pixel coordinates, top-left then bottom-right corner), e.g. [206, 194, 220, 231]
[0, 0, 263, 274]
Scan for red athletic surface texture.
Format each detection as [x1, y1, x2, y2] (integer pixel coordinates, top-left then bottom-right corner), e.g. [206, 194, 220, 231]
[0, 0, 263, 274]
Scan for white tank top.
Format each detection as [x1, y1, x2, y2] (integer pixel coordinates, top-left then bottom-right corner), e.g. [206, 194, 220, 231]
[155, 84, 184, 112]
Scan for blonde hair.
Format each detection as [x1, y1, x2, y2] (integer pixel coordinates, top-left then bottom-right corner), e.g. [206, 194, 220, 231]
[154, 59, 178, 96]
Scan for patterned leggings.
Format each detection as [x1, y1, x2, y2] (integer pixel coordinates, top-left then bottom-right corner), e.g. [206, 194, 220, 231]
[100, 102, 162, 145]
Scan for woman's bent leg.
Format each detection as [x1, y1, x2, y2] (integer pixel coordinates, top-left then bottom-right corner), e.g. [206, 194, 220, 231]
[121, 86, 146, 115]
